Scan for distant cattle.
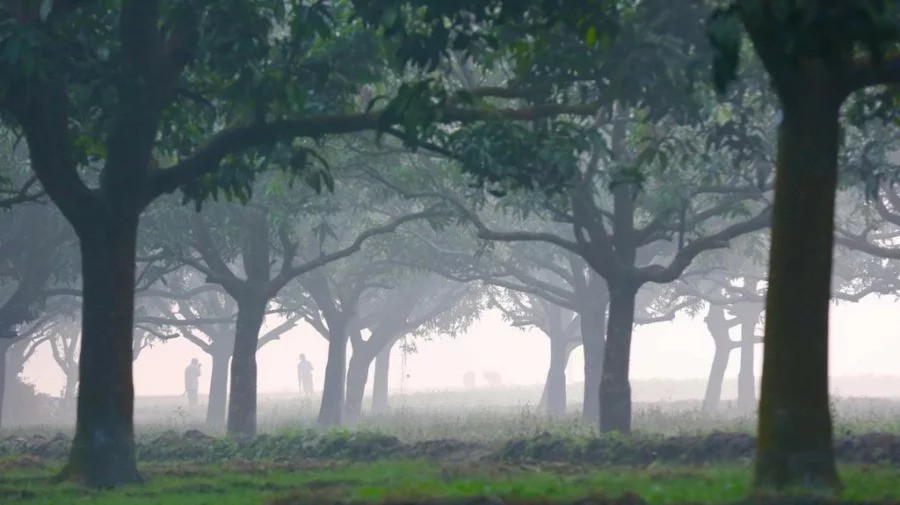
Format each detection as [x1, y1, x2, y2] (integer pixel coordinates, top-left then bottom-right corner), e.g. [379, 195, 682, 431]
[482, 371, 503, 387]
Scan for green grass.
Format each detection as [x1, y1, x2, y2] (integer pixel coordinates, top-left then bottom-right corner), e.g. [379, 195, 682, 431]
[2, 457, 900, 505]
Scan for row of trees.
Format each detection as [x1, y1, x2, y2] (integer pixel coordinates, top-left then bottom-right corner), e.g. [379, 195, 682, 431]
[1, 0, 899, 494]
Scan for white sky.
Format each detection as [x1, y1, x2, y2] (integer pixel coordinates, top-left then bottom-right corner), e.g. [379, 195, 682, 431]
[20, 295, 900, 399]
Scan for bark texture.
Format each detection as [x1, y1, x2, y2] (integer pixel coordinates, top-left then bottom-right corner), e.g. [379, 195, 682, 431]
[599, 282, 637, 433]
[59, 217, 142, 486]
[754, 71, 841, 490]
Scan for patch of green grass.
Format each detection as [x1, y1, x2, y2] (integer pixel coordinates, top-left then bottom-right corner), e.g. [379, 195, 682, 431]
[1, 459, 899, 505]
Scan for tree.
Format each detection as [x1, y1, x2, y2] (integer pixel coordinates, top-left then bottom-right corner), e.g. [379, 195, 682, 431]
[0, 1, 610, 482]
[709, 0, 900, 490]
[344, 273, 478, 423]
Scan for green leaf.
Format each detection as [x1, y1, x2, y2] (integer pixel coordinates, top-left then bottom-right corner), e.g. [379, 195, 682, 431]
[585, 26, 598, 47]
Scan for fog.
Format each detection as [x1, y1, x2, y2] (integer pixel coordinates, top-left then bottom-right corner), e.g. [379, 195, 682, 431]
[23, 298, 900, 402]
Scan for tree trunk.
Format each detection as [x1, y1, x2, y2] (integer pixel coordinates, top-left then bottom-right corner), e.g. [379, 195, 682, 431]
[59, 217, 142, 486]
[0, 339, 9, 429]
[372, 344, 391, 413]
[205, 350, 230, 429]
[702, 306, 734, 412]
[736, 304, 760, 414]
[580, 300, 607, 423]
[343, 349, 373, 425]
[317, 318, 349, 429]
[755, 80, 841, 490]
[63, 366, 78, 409]
[542, 336, 571, 417]
[226, 296, 266, 437]
[599, 282, 637, 434]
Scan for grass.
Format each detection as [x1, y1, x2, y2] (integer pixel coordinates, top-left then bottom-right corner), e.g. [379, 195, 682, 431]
[2, 457, 900, 505]
[4, 393, 900, 504]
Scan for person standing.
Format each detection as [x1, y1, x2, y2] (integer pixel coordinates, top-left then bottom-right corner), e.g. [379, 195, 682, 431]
[184, 358, 202, 408]
[297, 353, 314, 396]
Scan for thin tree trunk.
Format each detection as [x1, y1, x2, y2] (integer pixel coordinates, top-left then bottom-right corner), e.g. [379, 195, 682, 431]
[343, 349, 373, 424]
[226, 297, 266, 437]
[0, 339, 9, 429]
[580, 300, 607, 423]
[599, 281, 637, 434]
[372, 344, 391, 413]
[59, 218, 142, 486]
[206, 350, 230, 429]
[702, 305, 734, 412]
[737, 304, 760, 414]
[317, 318, 349, 429]
[63, 366, 78, 409]
[755, 80, 841, 490]
[543, 336, 570, 417]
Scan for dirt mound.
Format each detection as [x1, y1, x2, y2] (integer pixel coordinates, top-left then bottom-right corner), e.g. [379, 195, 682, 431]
[0, 432, 70, 459]
[4, 430, 900, 468]
[398, 439, 491, 461]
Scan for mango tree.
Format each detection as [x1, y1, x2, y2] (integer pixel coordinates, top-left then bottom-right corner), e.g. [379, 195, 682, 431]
[709, 0, 900, 490]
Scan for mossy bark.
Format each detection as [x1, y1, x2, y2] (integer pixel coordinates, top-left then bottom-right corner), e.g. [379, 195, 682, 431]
[754, 77, 841, 491]
[599, 281, 637, 434]
[58, 216, 142, 487]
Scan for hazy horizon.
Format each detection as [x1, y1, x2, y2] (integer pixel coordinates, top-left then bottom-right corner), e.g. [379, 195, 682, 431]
[20, 294, 900, 400]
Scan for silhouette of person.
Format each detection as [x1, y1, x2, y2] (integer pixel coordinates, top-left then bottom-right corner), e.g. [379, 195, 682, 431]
[297, 353, 314, 396]
[184, 358, 202, 407]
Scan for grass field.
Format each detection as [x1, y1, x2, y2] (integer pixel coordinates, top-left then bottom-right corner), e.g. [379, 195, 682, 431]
[3, 389, 900, 504]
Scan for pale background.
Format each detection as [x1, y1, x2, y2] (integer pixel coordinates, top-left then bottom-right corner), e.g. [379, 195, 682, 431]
[19, 295, 900, 400]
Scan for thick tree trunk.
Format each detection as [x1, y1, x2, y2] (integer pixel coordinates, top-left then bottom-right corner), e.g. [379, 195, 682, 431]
[755, 81, 841, 490]
[372, 344, 391, 413]
[226, 297, 266, 437]
[736, 304, 760, 414]
[343, 349, 373, 425]
[60, 217, 142, 486]
[205, 350, 230, 429]
[580, 300, 607, 423]
[599, 282, 637, 434]
[702, 306, 734, 412]
[317, 318, 349, 429]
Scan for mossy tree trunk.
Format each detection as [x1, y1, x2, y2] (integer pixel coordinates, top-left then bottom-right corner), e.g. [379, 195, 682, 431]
[59, 213, 142, 486]
[754, 67, 841, 490]
[599, 280, 637, 433]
